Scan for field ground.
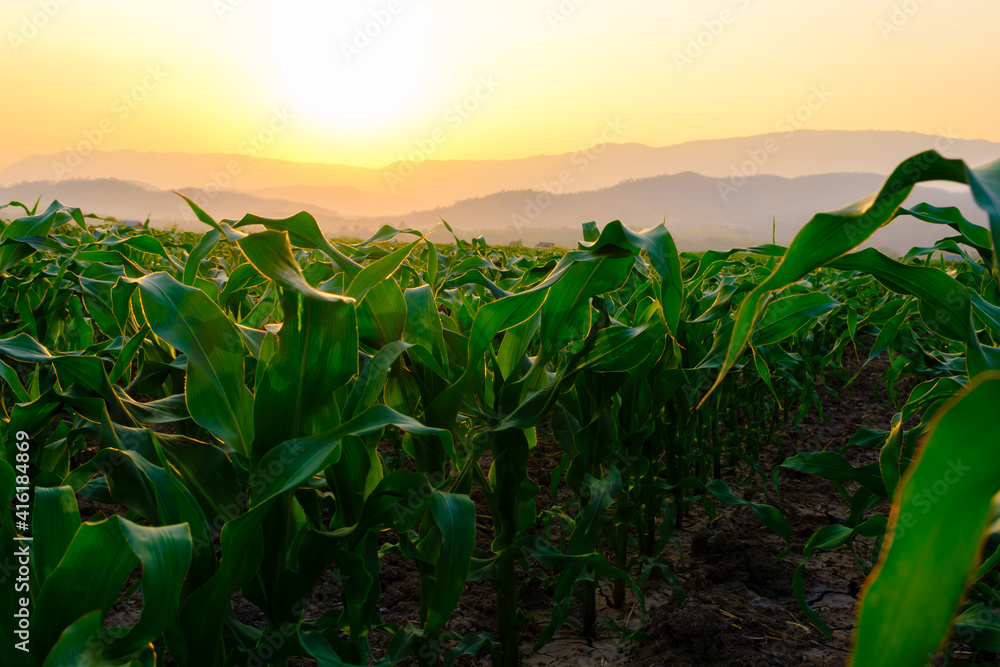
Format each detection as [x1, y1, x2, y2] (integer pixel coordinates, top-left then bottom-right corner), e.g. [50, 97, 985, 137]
[367, 352, 988, 666]
[87, 344, 989, 666]
[9, 184, 999, 666]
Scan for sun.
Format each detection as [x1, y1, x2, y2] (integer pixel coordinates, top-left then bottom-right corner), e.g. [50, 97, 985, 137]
[264, 2, 431, 131]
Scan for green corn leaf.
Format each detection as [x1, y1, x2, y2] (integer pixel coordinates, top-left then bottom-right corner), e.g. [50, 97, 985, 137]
[107, 520, 193, 658]
[0, 334, 133, 425]
[155, 432, 243, 531]
[899, 203, 991, 253]
[31, 487, 80, 587]
[345, 236, 422, 302]
[851, 374, 1000, 666]
[233, 211, 357, 273]
[0, 359, 30, 403]
[343, 341, 413, 420]
[865, 299, 911, 365]
[783, 452, 886, 497]
[135, 272, 254, 455]
[879, 414, 904, 503]
[954, 603, 1000, 652]
[427, 288, 548, 428]
[108, 325, 149, 385]
[33, 516, 192, 662]
[251, 405, 453, 508]
[403, 285, 449, 373]
[183, 228, 223, 286]
[705, 478, 791, 547]
[700, 151, 1000, 407]
[495, 313, 539, 381]
[750, 292, 841, 347]
[175, 509, 265, 663]
[577, 321, 667, 373]
[0, 204, 65, 272]
[238, 230, 346, 302]
[539, 256, 634, 355]
[425, 491, 476, 636]
[41, 610, 104, 667]
[175, 192, 221, 232]
[751, 350, 781, 408]
[831, 249, 972, 343]
[239, 230, 358, 460]
[79, 276, 124, 338]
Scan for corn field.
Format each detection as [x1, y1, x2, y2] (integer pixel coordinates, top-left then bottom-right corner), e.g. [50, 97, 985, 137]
[1, 149, 1000, 666]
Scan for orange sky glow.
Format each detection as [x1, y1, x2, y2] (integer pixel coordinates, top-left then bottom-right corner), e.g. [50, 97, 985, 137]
[3, 0, 998, 169]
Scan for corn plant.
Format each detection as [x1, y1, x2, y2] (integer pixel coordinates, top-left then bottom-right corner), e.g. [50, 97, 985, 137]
[1, 148, 999, 667]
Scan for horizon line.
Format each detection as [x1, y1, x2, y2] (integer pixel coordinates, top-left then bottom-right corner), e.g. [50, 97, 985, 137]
[2, 128, 996, 174]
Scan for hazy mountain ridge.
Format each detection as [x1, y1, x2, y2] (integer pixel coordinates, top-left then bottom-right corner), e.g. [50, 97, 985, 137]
[349, 171, 985, 251]
[0, 170, 985, 254]
[250, 184, 424, 217]
[0, 178, 344, 232]
[3, 131, 997, 216]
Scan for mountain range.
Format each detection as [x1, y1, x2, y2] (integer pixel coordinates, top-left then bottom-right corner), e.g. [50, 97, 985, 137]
[1, 130, 996, 253]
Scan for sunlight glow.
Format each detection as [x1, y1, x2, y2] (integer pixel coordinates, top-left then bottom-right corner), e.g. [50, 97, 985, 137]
[265, 2, 431, 131]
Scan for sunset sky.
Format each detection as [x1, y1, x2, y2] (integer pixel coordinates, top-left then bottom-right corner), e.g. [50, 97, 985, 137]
[3, 0, 998, 169]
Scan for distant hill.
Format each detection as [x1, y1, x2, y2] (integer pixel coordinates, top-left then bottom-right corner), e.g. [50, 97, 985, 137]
[348, 171, 985, 252]
[2, 131, 997, 215]
[0, 170, 986, 255]
[249, 184, 423, 217]
[0, 179, 343, 233]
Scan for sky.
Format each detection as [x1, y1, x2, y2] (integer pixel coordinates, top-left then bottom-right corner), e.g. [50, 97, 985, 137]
[2, 0, 998, 169]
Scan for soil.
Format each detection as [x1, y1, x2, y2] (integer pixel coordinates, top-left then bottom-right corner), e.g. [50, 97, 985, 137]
[89, 349, 997, 666]
[368, 349, 995, 666]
